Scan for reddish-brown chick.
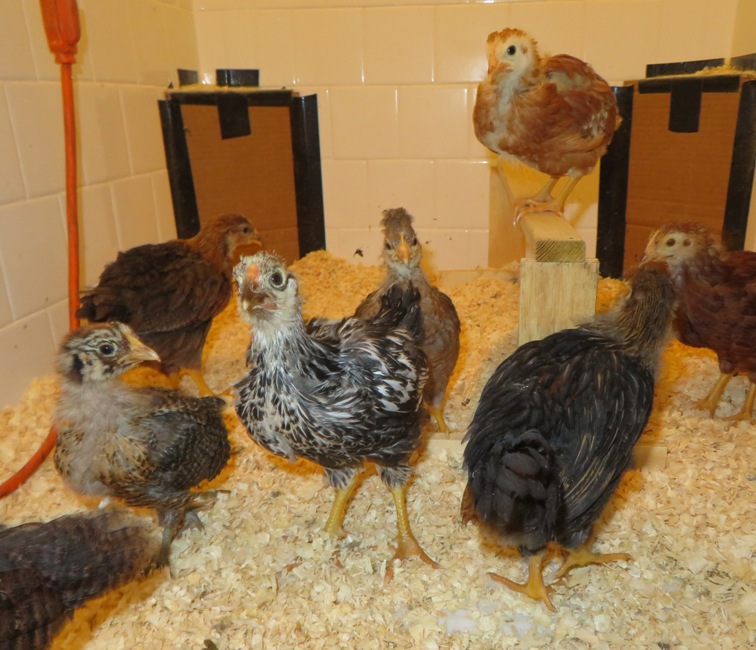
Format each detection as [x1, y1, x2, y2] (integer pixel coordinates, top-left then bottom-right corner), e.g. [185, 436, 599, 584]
[643, 222, 756, 421]
[77, 213, 260, 395]
[473, 28, 620, 216]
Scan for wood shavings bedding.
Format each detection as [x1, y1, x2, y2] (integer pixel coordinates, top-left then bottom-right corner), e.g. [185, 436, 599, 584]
[1, 250, 753, 649]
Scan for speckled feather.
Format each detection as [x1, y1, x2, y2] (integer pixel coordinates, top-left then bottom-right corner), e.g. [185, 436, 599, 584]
[463, 263, 677, 555]
[76, 213, 258, 374]
[473, 28, 619, 178]
[354, 208, 460, 417]
[53, 324, 230, 514]
[0, 510, 161, 650]
[234, 252, 428, 490]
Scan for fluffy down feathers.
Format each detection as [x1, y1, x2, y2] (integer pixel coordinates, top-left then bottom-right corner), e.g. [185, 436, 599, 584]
[0, 510, 161, 650]
[53, 323, 230, 561]
[473, 28, 620, 214]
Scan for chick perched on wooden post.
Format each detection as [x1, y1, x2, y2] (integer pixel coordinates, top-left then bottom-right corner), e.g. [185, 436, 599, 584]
[77, 213, 261, 396]
[473, 28, 620, 217]
[53, 323, 231, 565]
[234, 252, 438, 579]
[354, 208, 461, 433]
[643, 221, 756, 421]
[0, 509, 162, 650]
[462, 261, 677, 611]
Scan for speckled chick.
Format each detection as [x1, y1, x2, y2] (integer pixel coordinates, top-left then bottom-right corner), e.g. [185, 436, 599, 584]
[355, 208, 461, 433]
[234, 251, 438, 579]
[0, 509, 161, 650]
[53, 323, 231, 564]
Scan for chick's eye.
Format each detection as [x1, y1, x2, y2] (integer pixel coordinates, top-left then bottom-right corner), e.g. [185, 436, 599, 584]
[506, 45, 516, 56]
[98, 343, 116, 356]
[665, 238, 676, 247]
[409, 236, 418, 246]
[682, 239, 691, 247]
[270, 271, 284, 288]
[385, 241, 393, 250]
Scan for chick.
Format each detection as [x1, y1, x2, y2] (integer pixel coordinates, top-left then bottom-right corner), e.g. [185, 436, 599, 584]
[53, 323, 231, 564]
[234, 252, 437, 578]
[77, 213, 260, 395]
[462, 261, 677, 610]
[0, 509, 161, 650]
[354, 208, 461, 433]
[643, 221, 756, 421]
[473, 28, 620, 217]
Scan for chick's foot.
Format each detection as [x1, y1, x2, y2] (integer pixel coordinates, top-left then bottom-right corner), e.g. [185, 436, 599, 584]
[489, 554, 555, 612]
[555, 545, 632, 579]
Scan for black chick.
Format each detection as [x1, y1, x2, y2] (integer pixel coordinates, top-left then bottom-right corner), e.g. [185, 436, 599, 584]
[355, 208, 461, 433]
[77, 213, 260, 395]
[233, 252, 437, 578]
[0, 509, 161, 650]
[53, 323, 231, 564]
[462, 261, 677, 610]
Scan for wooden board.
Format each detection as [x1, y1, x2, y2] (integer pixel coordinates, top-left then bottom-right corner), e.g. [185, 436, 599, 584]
[518, 258, 599, 345]
[518, 212, 587, 262]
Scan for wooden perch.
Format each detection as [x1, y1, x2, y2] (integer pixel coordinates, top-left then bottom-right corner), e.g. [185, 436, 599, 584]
[518, 212, 586, 262]
[516, 211, 598, 346]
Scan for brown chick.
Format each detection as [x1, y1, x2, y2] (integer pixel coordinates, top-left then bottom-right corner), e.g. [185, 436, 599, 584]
[77, 213, 260, 396]
[0, 509, 161, 650]
[354, 208, 461, 433]
[473, 28, 620, 217]
[643, 222, 756, 421]
[53, 323, 231, 564]
[463, 261, 677, 610]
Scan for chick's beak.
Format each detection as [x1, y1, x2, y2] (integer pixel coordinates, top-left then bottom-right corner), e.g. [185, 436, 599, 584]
[488, 61, 512, 78]
[239, 264, 277, 312]
[397, 234, 412, 266]
[123, 332, 160, 364]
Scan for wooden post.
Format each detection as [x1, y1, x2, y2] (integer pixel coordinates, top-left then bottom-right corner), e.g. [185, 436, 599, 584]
[517, 212, 599, 346]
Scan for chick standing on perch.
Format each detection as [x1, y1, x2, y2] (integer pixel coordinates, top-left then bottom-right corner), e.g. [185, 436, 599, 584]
[473, 28, 620, 219]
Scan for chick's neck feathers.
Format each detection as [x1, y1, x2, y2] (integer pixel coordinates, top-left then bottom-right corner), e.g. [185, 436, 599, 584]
[590, 263, 677, 371]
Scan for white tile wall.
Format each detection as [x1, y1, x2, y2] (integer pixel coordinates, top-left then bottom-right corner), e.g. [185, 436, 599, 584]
[363, 7, 434, 84]
[78, 183, 119, 288]
[0, 85, 25, 205]
[0, 197, 68, 319]
[4, 82, 65, 198]
[111, 175, 162, 250]
[0, 0, 750, 410]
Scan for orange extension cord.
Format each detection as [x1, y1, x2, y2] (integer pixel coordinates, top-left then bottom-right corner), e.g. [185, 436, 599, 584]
[0, 0, 80, 498]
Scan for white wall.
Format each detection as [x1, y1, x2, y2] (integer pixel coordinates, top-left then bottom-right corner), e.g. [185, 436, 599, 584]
[0, 0, 751, 408]
[0, 0, 196, 407]
[193, 0, 740, 269]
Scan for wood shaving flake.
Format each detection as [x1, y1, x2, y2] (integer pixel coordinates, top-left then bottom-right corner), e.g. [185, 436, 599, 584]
[0, 250, 753, 649]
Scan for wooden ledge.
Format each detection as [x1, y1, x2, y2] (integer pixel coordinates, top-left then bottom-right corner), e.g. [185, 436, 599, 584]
[518, 212, 586, 262]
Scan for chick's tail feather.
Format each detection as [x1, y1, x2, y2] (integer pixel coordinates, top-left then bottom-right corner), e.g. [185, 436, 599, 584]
[464, 428, 557, 542]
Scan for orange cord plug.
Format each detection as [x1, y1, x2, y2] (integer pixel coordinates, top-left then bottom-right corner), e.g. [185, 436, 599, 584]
[0, 0, 81, 498]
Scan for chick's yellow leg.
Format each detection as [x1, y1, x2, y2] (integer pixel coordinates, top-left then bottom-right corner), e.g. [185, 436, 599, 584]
[724, 382, 755, 423]
[385, 485, 439, 583]
[428, 404, 449, 434]
[324, 477, 359, 539]
[694, 372, 732, 417]
[555, 545, 632, 580]
[182, 368, 216, 397]
[489, 553, 555, 612]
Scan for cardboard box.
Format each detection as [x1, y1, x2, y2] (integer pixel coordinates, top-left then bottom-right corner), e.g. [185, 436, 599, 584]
[159, 70, 325, 263]
[597, 56, 755, 277]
